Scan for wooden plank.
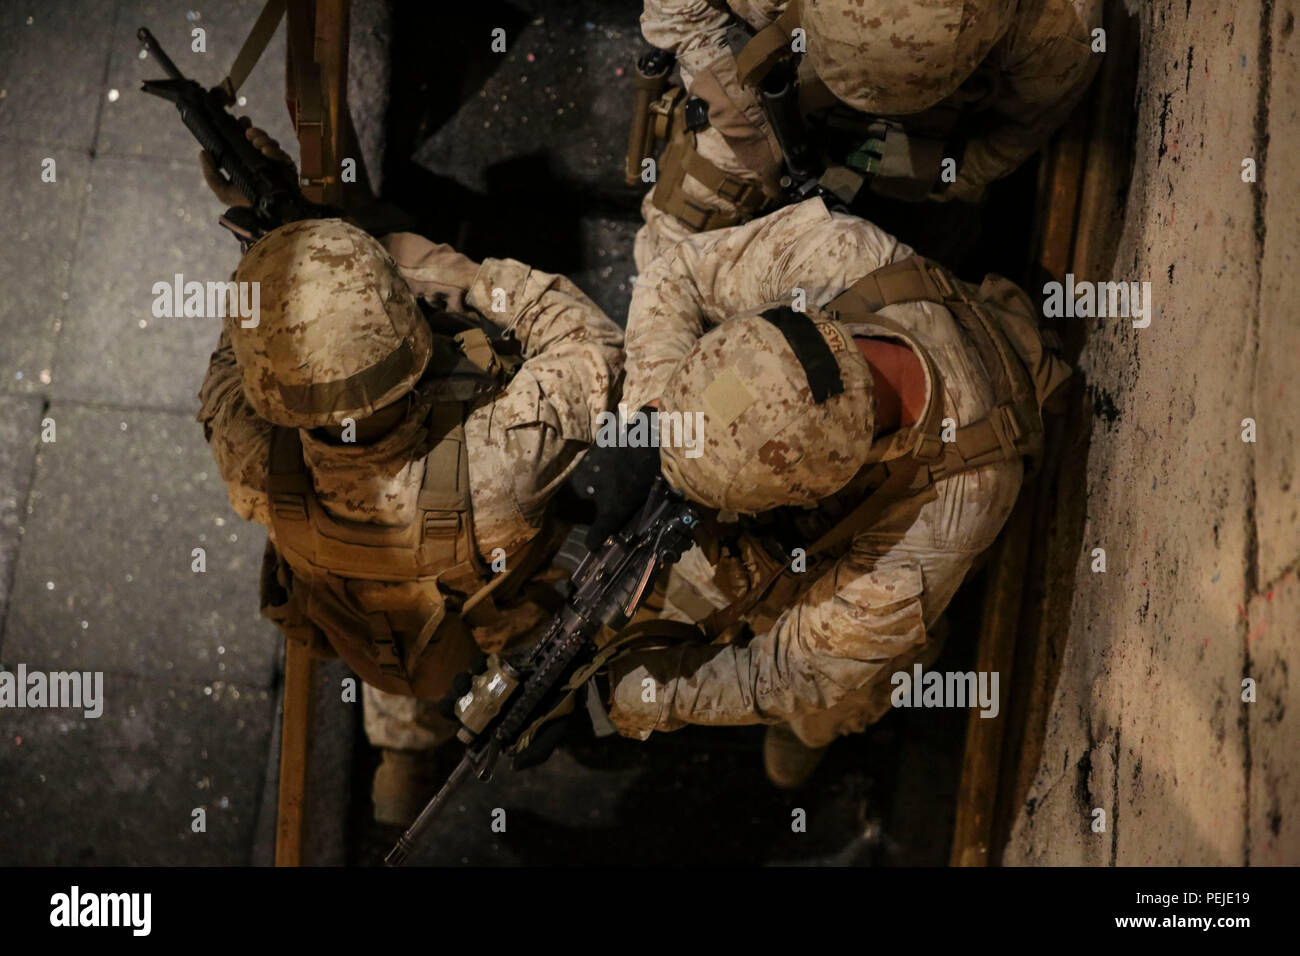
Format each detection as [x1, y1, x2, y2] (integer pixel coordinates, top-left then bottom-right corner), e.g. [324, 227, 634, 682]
[987, 1, 1139, 862]
[949, 499, 1034, 866]
[951, 0, 1140, 866]
[989, 380, 1087, 862]
[285, 0, 328, 202]
[275, 637, 314, 866]
[947, 39, 1100, 870]
[314, 0, 350, 207]
[1035, 123, 1088, 284]
[273, 1, 353, 867]
[1072, 0, 1140, 284]
[948, 114, 1088, 867]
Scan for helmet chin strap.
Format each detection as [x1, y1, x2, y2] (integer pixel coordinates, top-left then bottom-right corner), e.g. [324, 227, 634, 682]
[312, 392, 412, 445]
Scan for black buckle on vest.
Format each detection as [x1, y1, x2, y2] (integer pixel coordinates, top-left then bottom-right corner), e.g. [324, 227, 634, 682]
[684, 96, 710, 131]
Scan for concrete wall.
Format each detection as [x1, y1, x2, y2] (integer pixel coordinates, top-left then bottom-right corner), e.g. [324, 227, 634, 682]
[1005, 0, 1299, 865]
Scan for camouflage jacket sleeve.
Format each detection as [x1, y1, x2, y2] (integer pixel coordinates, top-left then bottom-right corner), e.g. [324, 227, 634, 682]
[382, 232, 482, 314]
[381, 230, 625, 366]
[383, 231, 625, 544]
[624, 198, 914, 409]
[607, 540, 928, 736]
[461, 257, 627, 544]
[195, 327, 274, 527]
[947, 0, 1100, 201]
[641, 0, 733, 74]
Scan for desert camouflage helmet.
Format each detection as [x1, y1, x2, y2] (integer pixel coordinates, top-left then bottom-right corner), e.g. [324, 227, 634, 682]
[801, 0, 1018, 115]
[659, 307, 874, 513]
[229, 218, 432, 428]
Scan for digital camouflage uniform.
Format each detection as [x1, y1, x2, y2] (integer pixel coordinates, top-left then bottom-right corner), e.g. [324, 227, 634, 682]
[198, 222, 623, 753]
[634, 0, 1101, 270]
[609, 198, 1025, 748]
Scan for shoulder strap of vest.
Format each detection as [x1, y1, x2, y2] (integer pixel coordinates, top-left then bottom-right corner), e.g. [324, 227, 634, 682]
[266, 424, 313, 528]
[828, 255, 1053, 478]
[844, 257, 1032, 406]
[823, 268, 951, 470]
[734, 0, 802, 88]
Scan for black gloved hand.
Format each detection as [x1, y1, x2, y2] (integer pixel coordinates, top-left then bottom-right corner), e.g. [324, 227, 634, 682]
[582, 410, 663, 550]
[511, 713, 574, 771]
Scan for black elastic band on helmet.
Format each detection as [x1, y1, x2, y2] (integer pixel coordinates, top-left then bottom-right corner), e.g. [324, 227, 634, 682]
[760, 307, 844, 404]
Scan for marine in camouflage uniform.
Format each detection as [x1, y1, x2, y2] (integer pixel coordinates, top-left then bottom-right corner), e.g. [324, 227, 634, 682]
[196, 137, 623, 821]
[605, 197, 1068, 786]
[633, 0, 1101, 271]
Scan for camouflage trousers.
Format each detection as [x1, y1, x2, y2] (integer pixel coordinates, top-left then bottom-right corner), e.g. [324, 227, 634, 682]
[362, 683, 459, 751]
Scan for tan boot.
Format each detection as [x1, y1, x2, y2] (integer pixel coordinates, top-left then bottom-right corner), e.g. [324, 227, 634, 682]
[763, 723, 829, 789]
[371, 748, 437, 827]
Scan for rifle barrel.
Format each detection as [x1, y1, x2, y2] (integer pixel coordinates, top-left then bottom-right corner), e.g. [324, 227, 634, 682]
[137, 28, 183, 81]
[384, 749, 478, 866]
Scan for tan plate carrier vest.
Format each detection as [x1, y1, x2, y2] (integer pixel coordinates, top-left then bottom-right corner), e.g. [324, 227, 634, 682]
[257, 328, 556, 699]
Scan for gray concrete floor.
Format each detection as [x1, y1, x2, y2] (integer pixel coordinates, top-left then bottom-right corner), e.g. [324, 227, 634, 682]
[0, 0, 307, 866]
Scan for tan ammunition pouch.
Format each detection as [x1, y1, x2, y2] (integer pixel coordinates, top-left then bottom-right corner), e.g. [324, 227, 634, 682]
[698, 255, 1071, 637]
[648, 87, 775, 232]
[625, 16, 782, 232]
[258, 537, 334, 658]
[257, 328, 552, 698]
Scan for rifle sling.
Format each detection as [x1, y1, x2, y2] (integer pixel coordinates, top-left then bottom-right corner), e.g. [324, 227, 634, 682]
[511, 620, 708, 752]
[734, 0, 802, 88]
[699, 459, 935, 639]
[218, 0, 288, 104]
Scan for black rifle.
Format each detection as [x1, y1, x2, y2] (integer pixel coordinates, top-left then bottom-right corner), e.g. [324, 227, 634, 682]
[759, 61, 821, 186]
[136, 27, 337, 243]
[385, 477, 699, 866]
